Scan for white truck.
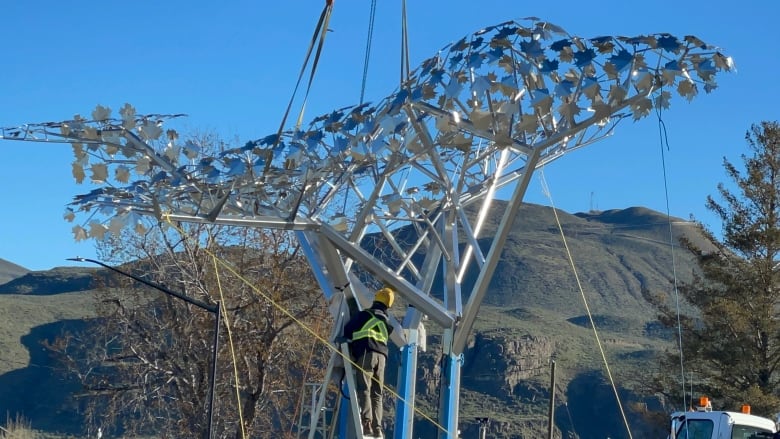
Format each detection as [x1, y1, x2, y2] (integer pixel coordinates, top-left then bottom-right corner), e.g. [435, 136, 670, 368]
[669, 397, 778, 439]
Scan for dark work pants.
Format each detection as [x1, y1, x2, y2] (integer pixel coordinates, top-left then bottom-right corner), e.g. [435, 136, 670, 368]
[356, 350, 386, 430]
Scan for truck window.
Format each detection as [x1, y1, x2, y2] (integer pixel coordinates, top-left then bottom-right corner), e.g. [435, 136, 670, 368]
[730, 424, 773, 438]
[676, 419, 714, 439]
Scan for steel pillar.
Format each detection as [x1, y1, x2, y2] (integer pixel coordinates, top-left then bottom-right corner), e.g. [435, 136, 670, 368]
[395, 334, 418, 439]
[394, 306, 425, 439]
[438, 338, 462, 439]
[339, 392, 350, 439]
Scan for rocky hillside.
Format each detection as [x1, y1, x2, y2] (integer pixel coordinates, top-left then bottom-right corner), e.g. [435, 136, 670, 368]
[386, 202, 701, 438]
[0, 203, 703, 438]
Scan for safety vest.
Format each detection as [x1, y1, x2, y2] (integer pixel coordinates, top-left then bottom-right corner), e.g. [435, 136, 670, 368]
[351, 311, 389, 344]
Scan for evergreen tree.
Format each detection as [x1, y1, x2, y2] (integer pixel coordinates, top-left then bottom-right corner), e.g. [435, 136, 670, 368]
[651, 121, 780, 416]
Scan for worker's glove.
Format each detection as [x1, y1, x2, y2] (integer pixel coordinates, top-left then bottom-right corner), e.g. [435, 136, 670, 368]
[334, 336, 349, 344]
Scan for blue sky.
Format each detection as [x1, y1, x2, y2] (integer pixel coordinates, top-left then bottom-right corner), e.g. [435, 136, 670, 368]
[1, 1, 777, 271]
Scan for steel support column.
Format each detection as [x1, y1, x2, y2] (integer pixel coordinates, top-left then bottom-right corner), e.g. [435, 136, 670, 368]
[394, 329, 418, 439]
[394, 306, 424, 439]
[339, 391, 350, 439]
[438, 338, 462, 439]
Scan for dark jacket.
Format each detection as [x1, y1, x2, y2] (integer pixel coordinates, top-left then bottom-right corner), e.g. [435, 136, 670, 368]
[343, 301, 394, 358]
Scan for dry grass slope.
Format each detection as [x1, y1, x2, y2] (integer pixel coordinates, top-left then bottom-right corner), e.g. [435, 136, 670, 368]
[0, 291, 96, 376]
[1, 415, 36, 439]
[0, 259, 29, 286]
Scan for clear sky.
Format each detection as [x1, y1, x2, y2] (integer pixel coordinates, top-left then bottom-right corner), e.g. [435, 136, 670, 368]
[0, 1, 777, 271]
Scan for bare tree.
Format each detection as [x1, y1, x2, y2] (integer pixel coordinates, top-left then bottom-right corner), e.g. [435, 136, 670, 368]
[46, 221, 332, 438]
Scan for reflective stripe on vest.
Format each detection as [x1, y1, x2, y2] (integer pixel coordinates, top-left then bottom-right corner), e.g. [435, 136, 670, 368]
[351, 311, 388, 344]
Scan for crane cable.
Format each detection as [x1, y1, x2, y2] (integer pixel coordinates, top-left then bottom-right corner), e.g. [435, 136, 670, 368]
[360, 0, 409, 98]
[207, 4, 336, 434]
[267, 0, 334, 171]
[359, 0, 377, 105]
[161, 216, 451, 437]
[655, 102, 687, 411]
[538, 170, 635, 439]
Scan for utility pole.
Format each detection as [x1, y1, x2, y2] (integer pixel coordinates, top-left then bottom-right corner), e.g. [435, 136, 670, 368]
[69, 257, 221, 439]
[548, 360, 556, 439]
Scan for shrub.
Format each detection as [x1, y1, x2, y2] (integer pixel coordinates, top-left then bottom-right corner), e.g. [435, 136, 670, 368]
[1, 414, 35, 439]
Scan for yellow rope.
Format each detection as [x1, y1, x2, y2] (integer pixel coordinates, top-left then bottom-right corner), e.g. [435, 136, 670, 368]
[211, 256, 247, 439]
[162, 215, 449, 436]
[538, 170, 634, 439]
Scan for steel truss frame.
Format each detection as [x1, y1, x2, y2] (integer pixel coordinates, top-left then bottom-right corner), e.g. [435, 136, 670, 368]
[2, 18, 733, 439]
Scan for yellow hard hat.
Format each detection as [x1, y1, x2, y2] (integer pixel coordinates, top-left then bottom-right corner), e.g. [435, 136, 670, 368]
[375, 287, 395, 308]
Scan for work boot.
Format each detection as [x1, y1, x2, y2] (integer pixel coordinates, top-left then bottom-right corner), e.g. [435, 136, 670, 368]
[361, 419, 374, 437]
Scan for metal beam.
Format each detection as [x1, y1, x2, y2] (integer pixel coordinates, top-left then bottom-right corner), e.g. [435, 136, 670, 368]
[130, 210, 320, 231]
[395, 238, 443, 438]
[394, 322, 420, 439]
[452, 145, 543, 354]
[320, 224, 455, 328]
[438, 348, 462, 439]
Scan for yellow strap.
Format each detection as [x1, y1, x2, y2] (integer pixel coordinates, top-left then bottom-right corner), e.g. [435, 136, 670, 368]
[539, 170, 634, 439]
[211, 256, 247, 439]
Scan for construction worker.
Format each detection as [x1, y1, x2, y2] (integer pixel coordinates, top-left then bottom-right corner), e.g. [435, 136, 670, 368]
[343, 287, 395, 438]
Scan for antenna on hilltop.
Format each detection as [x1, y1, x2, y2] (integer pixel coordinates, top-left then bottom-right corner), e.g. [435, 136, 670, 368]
[590, 192, 598, 213]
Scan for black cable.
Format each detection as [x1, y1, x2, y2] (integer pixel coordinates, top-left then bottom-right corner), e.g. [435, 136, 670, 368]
[339, 368, 350, 399]
[656, 101, 687, 411]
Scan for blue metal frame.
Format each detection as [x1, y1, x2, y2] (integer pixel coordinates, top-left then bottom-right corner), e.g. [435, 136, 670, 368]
[439, 352, 463, 439]
[394, 329, 418, 439]
[339, 391, 350, 439]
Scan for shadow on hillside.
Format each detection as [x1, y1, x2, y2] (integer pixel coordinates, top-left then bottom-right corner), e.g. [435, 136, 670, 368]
[0, 267, 98, 295]
[565, 370, 666, 439]
[0, 319, 90, 434]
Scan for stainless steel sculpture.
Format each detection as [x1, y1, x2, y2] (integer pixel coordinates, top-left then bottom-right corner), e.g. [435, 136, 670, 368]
[1, 18, 733, 439]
